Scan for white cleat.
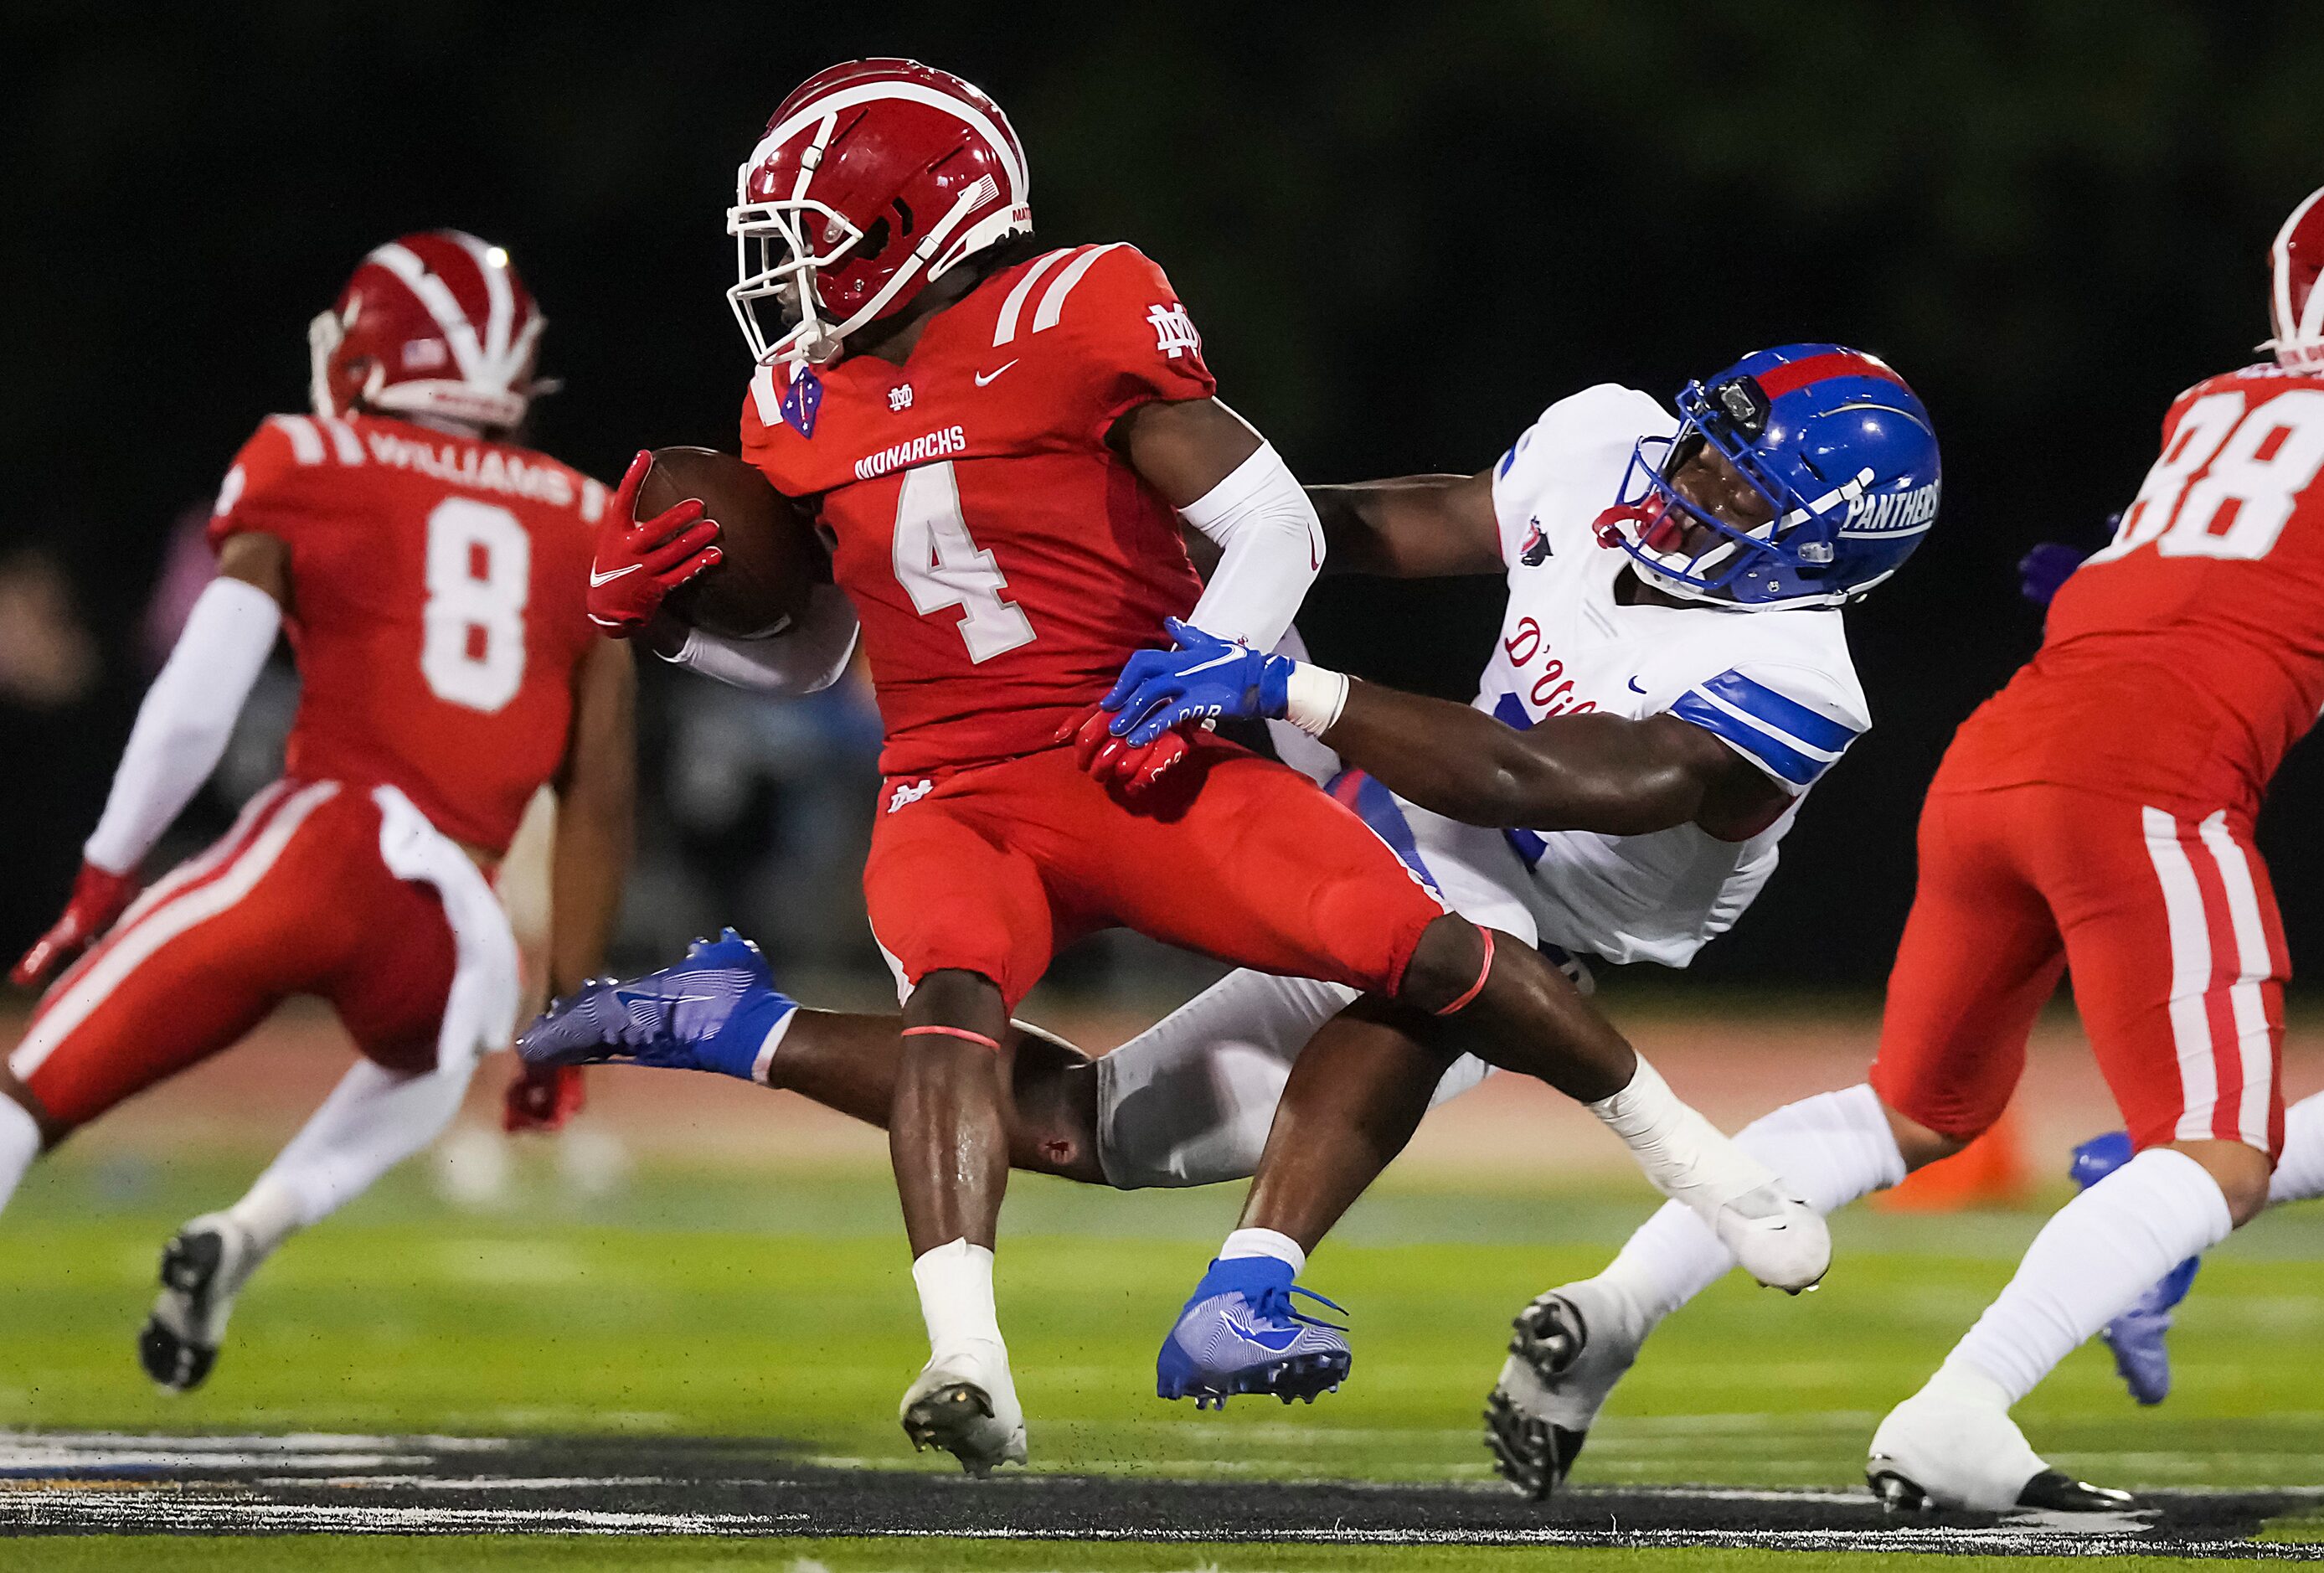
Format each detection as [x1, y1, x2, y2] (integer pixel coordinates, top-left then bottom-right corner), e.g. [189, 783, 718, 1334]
[1707, 1181, 1831, 1294]
[1483, 1278, 1648, 1499]
[899, 1339, 1028, 1477]
[1867, 1369, 2137, 1514]
[138, 1213, 261, 1393]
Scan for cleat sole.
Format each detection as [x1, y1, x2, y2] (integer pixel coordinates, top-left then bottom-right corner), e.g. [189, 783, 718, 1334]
[1867, 1465, 1930, 1514]
[900, 1382, 1006, 1476]
[1158, 1349, 1351, 1409]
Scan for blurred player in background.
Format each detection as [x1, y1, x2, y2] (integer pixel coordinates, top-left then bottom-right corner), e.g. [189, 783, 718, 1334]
[556, 59, 1823, 1473]
[3, 231, 635, 1391]
[1486, 183, 2324, 1515]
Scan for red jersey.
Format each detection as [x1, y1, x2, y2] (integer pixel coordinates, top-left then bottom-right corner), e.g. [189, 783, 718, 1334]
[741, 242, 1215, 776]
[207, 412, 606, 853]
[1941, 364, 2324, 812]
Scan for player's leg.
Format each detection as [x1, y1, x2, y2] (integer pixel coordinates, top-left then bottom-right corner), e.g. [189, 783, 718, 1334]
[1493, 784, 2064, 1498]
[143, 823, 485, 1391]
[0, 781, 335, 1214]
[1096, 747, 1822, 1406]
[2269, 1090, 2324, 1204]
[1868, 795, 2282, 1514]
[860, 777, 1063, 1474]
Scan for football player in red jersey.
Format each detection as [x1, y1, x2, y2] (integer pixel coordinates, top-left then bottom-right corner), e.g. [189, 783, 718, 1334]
[570, 58, 1822, 1474]
[3, 232, 636, 1392]
[1475, 184, 2324, 1514]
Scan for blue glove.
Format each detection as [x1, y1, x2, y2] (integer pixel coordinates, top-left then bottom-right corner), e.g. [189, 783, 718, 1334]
[1101, 618, 1292, 746]
[2018, 513, 2116, 606]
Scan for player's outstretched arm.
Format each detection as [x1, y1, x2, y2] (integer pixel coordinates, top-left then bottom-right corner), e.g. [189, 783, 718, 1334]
[1317, 681, 1787, 839]
[1306, 469, 1506, 579]
[1102, 621, 1788, 841]
[12, 534, 286, 988]
[506, 636, 636, 1132]
[544, 637, 637, 1001]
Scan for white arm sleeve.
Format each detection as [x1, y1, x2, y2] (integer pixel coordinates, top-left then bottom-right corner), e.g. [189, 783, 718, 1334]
[1179, 441, 1324, 652]
[83, 576, 281, 874]
[662, 583, 859, 695]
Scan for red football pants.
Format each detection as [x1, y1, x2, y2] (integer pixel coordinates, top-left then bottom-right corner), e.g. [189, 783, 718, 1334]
[8, 779, 458, 1131]
[1870, 783, 2285, 1158]
[862, 739, 1448, 1011]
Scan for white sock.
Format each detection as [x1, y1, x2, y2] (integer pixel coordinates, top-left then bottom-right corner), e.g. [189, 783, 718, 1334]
[224, 1174, 307, 1258]
[1946, 1147, 2234, 1405]
[246, 1055, 478, 1233]
[2267, 1091, 2324, 1205]
[1219, 1226, 1306, 1276]
[1598, 1084, 1906, 1322]
[911, 1238, 1002, 1354]
[0, 1098, 40, 1215]
[1588, 1052, 1822, 1220]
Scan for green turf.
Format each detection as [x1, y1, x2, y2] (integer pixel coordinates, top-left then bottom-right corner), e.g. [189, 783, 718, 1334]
[1, 1154, 2318, 1567]
[0, 1538, 2279, 1572]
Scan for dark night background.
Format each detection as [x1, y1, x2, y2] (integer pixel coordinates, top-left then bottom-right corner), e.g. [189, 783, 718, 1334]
[8, 2, 2323, 993]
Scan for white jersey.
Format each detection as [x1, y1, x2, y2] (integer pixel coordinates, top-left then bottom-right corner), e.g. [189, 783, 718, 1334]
[1409, 382, 1872, 967]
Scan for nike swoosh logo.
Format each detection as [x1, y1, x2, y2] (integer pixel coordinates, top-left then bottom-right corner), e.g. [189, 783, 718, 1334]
[1177, 648, 1245, 677]
[590, 564, 642, 588]
[1627, 678, 1648, 694]
[1223, 1312, 1301, 1352]
[973, 359, 1020, 386]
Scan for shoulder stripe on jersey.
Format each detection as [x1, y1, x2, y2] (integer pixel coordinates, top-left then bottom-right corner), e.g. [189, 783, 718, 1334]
[1031, 241, 1127, 334]
[992, 248, 1075, 348]
[1671, 692, 1828, 787]
[270, 415, 327, 465]
[317, 415, 366, 465]
[1496, 446, 1518, 477]
[1699, 668, 1858, 751]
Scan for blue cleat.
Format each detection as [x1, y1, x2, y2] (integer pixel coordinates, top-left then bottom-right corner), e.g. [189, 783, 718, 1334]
[2070, 1132, 2199, 1405]
[517, 928, 796, 1084]
[1156, 1255, 1352, 1410]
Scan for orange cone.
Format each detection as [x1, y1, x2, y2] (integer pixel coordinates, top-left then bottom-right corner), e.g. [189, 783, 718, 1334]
[1873, 1107, 2033, 1212]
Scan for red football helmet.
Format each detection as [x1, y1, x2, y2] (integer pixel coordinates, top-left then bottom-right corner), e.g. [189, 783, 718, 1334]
[2266, 184, 2324, 372]
[308, 230, 549, 431]
[727, 59, 1033, 366]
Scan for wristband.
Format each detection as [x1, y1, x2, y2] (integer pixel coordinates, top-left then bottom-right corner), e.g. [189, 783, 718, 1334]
[1283, 662, 1350, 736]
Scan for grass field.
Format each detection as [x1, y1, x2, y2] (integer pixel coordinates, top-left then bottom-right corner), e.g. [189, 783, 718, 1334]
[3, 1131, 2320, 1569]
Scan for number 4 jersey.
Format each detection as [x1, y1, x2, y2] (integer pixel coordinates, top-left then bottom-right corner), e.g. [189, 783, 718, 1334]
[1942, 364, 2324, 813]
[207, 411, 607, 854]
[740, 242, 1215, 777]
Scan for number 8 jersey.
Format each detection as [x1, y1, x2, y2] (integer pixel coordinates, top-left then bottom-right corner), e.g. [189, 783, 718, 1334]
[206, 410, 607, 854]
[739, 242, 1214, 777]
[1943, 364, 2324, 814]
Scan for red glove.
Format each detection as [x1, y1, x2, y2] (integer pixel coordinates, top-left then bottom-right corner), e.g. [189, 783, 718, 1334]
[1062, 709, 1193, 797]
[12, 862, 137, 989]
[586, 451, 724, 637]
[502, 1062, 586, 1133]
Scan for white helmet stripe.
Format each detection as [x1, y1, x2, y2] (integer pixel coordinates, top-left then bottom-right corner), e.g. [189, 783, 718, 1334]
[751, 80, 1026, 204]
[2271, 186, 2324, 349]
[447, 230, 517, 376]
[364, 241, 488, 382]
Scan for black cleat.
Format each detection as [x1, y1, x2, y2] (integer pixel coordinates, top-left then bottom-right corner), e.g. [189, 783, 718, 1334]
[139, 1218, 253, 1394]
[1867, 1464, 2141, 1515]
[1485, 1388, 1587, 1500]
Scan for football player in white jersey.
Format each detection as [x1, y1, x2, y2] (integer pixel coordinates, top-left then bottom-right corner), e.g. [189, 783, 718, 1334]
[519, 343, 1938, 1419]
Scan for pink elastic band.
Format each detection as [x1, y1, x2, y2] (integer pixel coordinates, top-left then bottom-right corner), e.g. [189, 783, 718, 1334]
[902, 1024, 1002, 1050]
[1432, 928, 1495, 1017]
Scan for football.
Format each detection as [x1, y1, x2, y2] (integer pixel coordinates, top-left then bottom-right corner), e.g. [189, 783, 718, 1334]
[637, 446, 827, 640]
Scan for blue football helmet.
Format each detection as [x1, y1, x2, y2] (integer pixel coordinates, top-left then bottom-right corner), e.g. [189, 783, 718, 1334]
[1601, 343, 1940, 609]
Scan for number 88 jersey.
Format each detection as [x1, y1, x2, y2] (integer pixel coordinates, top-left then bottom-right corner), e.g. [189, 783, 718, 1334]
[740, 242, 1214, 778]
[206, 410, 607, 854]
[1943, 364, 2324, 812]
